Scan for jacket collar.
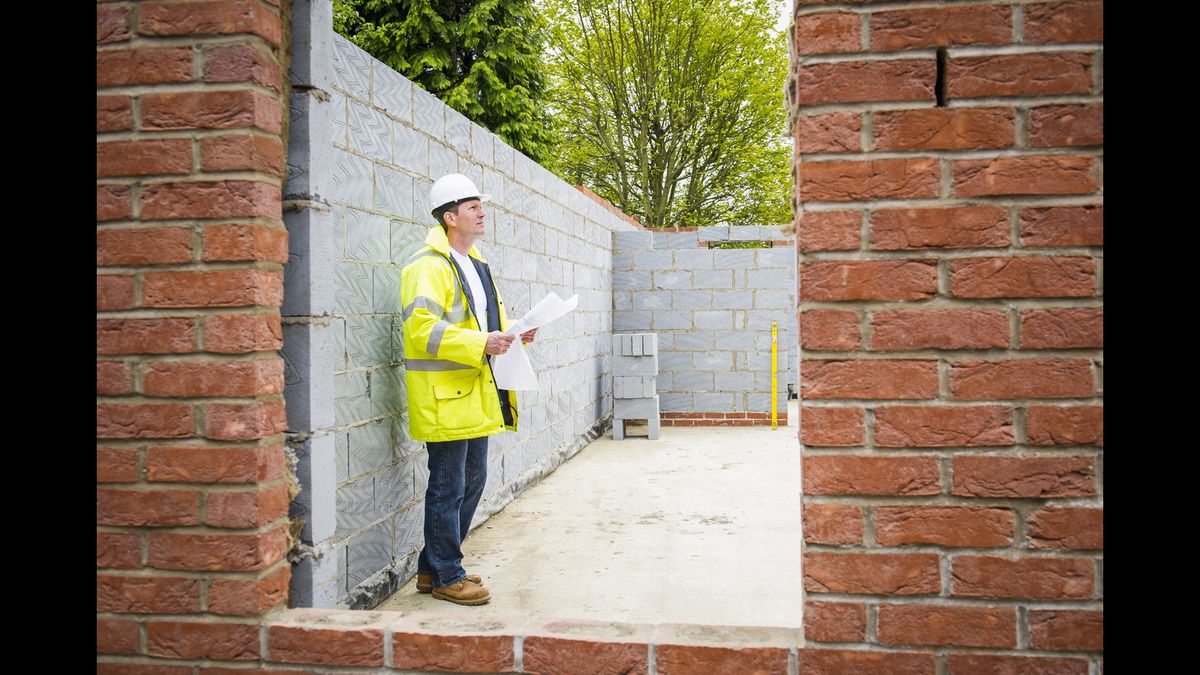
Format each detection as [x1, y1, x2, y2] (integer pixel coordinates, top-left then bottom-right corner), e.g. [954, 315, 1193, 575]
[424, 225, 487, 263]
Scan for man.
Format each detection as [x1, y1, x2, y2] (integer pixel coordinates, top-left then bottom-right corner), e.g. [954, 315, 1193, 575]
[399, 173, 536, 606]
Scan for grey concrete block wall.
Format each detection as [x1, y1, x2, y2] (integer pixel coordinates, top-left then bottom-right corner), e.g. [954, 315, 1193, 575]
[611, 227, 796, 415]
[284, 3, 637, 610]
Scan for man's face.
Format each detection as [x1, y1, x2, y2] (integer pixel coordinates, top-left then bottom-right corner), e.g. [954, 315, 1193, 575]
[447, 199, 485, 239]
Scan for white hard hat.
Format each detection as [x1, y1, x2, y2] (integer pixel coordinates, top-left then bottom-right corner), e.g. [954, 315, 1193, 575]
[429, 173, 491, 219]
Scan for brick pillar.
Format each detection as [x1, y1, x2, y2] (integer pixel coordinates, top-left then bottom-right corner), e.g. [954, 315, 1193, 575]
[97, 0, 292, 664]
[790, 1, 1102, 670]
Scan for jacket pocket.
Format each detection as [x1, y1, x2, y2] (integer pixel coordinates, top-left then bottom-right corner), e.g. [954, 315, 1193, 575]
[433, 378, 475, 400]
[432, 374, 482, 432]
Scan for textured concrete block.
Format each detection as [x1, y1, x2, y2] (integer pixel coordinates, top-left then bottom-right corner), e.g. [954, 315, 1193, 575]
[470, 124, 494, 164]
[694, 392, 734, 410]
[335, 474, 375, 540]
[716, 371, 754, 391]
[746, 269, 793, 290]
[376, 462, 416, 517]
[368, 365, 404, 416]
[445, 107, 471, 153]
[695, 351, 734, 371]
[494, 139, 515, 175]
[632, 290, 671, 310]
[696, 310, 734, 329]
[345, 208, 390, 262]
[634, 250, 673, 270]
[391, 218, 427, 264]
[711, 290, 753, 310]
[348, 99, 391, 162]
[654, 311, 692, 330]
[394, 500, 423, 558]
[346, 518, 392, 588]
[614, 395, 659, 419]
[653, 270, 692, 290]
[428, 141, 457, 184]
[372, 64, 413, 121]
[331, 147, 374, 209]
[614, 271, 651, 290]
[372, 265, 402, 313]
[331, 34, 370, 100]
[612, 352, 659, 376]
[713, 249, 756, 269]
[393, 123, 429, 177]
[674, 332, 714, 351]
[345, 315, 391, 368]
[695, 270, 733, 289]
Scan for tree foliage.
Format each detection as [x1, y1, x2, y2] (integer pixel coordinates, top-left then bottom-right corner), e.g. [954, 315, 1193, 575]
[543, 0, 790, 228]
[333, 0, 556, 162]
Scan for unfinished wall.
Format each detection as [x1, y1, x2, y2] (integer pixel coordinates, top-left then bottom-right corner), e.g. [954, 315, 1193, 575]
[612, 226, 796, 425]
[790, 0, 1104, 670]
[283, 2, 637, 609]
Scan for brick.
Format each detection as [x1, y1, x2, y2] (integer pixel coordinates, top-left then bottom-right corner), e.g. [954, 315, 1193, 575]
[520, 634, 643, 672]
[871, 309, 1009, 350]
[141, 180, 281, 220]
[804, 456, 941, 496]
[98, 319, 197, 355]
[1029, 104, 1103, 148]
[799, 406, 864, 446]
[97, 488, 200, 527]
[98, 4, 131, 44]
[949, 358, 1094, 399]
[98, 446, 139, 483]
[142, 90, 281, 133]
[144, 359, 284, 397]
[97, 360, 134, 396]
[391, 633, 516, 672]
[951, 256, 1096, 298]
[800, 309, 860, 352]
[98, 184, 133, 221]
[799, 649, 935, 674]
[203, 224, 288, 264]
[143, 269, 283, 308]
[97, 665, 193, 675]
[871, 4, 1011, 51]
[203, 313, 283, 353]
[794, 12, 860, 55]
[139, 1, 282, 48]
[204, 400, 287, 441]
[197, 669, 308, 675]
[871, 206, 1009, 252]
[952, 555, 1093, 600]
[795, 113, 862, 153]
[801, 158, 940, 201]
[804, 552, 940, 595]
[147, 621, 259, 660]
[204, 43, 282, 92]
[878, 604, 1016, 648]
[98, 95, 133, 132]
[1029, 609, 1103, 651]
[797, 210, 860, 251]
[1020, 206, 1103, 247]
[1024, 0, 1103, 44]
[208, 565, 290, 615]
[800, 359, 939, 399]
[96, 575, 201, 613]
[803, 603, 867, 643]
[267, 625, 385, 666]
[97, 402, 194, 439]
[875, 507, 1013, 547]
[948, 53, 1094, 98]
[946, 653, 1089, 674]
[206, 484, 289, 528]
[97, 275, 136, 311]
[97, 48, 192, 87]
[874, 405, 1013, 447]
[1021, 308, 1103, 349]
[98, 617, 140, 655]
[795, 59, 934, 105]
[802, 260, 937, 301]
[952, 455, 1096, 498]
[200, 135, 286, 177]
[954, 156, 1098, 197]
[98, 531, 142, 569]
[148, 527, 287, 571]
[656, 644, 788, 674]
[1027, 405, 1103, 446]
[803, 504, 862, 545]
[874, 107, 1014, 152]
[97, 226, 193, 264]
[148, 443, 284, 484]
[1027, 507, 1103, 550]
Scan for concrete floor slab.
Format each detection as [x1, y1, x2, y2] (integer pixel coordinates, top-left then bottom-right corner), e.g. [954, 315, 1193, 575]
[379, 401, 802, 629]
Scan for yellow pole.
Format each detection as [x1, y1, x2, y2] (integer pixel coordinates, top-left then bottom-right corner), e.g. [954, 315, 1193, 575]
[771, 321, 778, 430]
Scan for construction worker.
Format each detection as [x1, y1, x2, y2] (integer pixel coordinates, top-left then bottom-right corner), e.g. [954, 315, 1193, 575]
[400, 173, 537, 605]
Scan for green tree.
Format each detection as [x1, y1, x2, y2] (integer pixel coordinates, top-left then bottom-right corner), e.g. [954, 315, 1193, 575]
[544, 0, 791, 228]
[334, 0, 556, 162]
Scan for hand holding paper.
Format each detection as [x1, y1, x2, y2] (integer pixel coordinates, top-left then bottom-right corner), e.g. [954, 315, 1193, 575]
[491, 292, 578, 390]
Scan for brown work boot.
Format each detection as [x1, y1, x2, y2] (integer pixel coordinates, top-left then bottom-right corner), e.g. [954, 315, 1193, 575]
[417, 573, 481, 594]
[432, 578, 490, 606]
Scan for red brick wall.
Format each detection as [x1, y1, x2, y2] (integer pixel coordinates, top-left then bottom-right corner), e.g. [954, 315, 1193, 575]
[97, 0, 292, 665]
[791, 0, 1103, 670]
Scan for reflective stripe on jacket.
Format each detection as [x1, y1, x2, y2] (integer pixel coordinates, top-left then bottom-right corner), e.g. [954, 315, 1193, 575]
[400, 225, 518, 442]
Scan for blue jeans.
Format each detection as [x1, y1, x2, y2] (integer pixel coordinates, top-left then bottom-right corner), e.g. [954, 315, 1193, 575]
[417, 436, 488, 588]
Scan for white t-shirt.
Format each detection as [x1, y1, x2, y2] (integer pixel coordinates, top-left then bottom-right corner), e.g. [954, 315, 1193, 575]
[449, 247, 488, 332]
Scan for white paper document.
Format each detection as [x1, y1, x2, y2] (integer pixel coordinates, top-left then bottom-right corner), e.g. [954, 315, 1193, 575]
[490, 292, 578, 390]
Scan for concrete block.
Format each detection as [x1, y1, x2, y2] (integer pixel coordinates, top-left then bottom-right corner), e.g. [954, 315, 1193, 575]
[335, 474, 375, 540]
[612, 251, 634, 270]
[394, 500, 424, 558]
[712, 249, 756, 269]
[713, 331, 746, 351]
[346, 518, 392, 589]
[470, 124, 495, 164]
[614, 233, 652, 251]
[614, 395, 659, 419]
[292, 434, 337, 544]
[672, 290, 712, 310]
[745, 309, 786, 328]
[696, 310, 734, 329]
[368, 365, 404, 416]
[694, 392, 735, 410]
[654, 311, 692, 330]
[345, 208, 390, 261]
[755, 290, 794, 310]
[334, 370, 377, 427]
[716, 371, 754, 392]
[289, 0, 334, 91]
[411, 85, 445, 138]
[331, 34, 370, 100]
[614, 311, 652, 332]
[494, 139, 515, 175]
[634, 250, 673, 270]
[372, 265, 402, 313]
[331, 147, 374, 209]
[711, 290, 754, 310]
[754, 330, 794, 352]
[614, 271, 651, 291]
[655, 231, 699, 248]
[335, 430, 349, 485]
[748, 391, 790, 413]
[730, 225, 784, 241]
[613, 419, 625, 440]
[745, 268, 791, 290]
[695, 270, 733, 289]
[375, 462, 416, 517]
[657, 351, 691, 373]
[612, 353, 659, 376]
[285, 90, 335, 200]
[632, 290, 671, 311]
[393, 123, 429, 177]
[614, 375, 656, 399]
[659, 392, 692, 411]
[281, 321, 339, 431]
[757, 248, 794, 268]
[372, 64, 413, 122]
[283, 206, 339, 316]
[739, 350, 773, 371]
[673, 332, 714, 351]
[445, 107, 471, 154]
[653, 270, 691, 290]
[695, 351, 734, 371]
[392, 218, 428, 265]
[348, 99, 391, 162]
[675, 248, 713, 270]
[289, 543, 340, 608]
[673, 371, 714, 391]
[345, 315, 391, 368]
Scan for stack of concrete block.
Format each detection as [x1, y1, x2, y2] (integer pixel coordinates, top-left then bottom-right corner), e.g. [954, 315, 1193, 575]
[612, 333, 660, 440]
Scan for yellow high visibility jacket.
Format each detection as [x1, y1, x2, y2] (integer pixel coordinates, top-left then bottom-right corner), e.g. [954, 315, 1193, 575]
[400, 225, 518, 442]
